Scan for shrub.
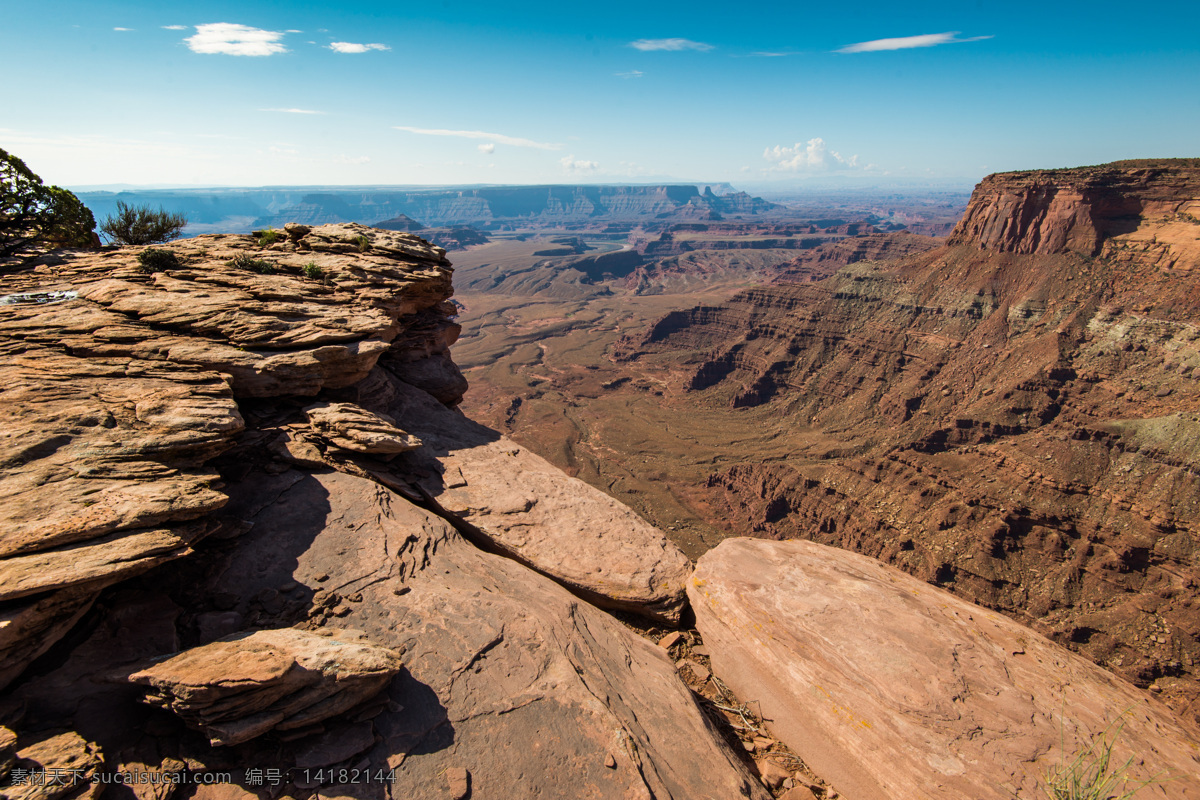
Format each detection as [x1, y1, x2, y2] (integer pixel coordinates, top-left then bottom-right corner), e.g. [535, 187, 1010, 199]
[301, 262, 324, 280]
[100, 200, 187, 245]
[1, 147, 96, 258]
[355, 234, 371, 253]
[137, 248, 182, 273]
[228, 252, 275, 274]
[257, 228, 281, 246]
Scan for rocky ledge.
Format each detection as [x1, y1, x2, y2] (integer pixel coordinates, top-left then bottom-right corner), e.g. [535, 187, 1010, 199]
[0, 225, 729, 800]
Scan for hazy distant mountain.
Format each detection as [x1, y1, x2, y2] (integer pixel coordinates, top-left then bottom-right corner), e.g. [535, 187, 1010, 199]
[72, 184, 779, 236]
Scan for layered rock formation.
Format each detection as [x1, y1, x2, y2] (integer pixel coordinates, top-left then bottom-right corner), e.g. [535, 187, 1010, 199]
[0, 225, 759, 799]
[618, 159, 1200, 718]
[691, 538, 1200, 799]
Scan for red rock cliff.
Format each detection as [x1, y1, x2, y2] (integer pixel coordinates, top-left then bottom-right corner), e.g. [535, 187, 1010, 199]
[947, 158, 1200, 257]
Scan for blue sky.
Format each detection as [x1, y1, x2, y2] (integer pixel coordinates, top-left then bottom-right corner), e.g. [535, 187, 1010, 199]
[3, 0, 1197, 188]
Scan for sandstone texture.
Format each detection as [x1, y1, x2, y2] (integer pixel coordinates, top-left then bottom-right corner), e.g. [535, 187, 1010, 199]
[620, 159, 1200, 718]
[0, 224, 760, 799]
[340, 373, 693, 622]
[691, 537, 1200, 800]
[128, 628, 403, 746]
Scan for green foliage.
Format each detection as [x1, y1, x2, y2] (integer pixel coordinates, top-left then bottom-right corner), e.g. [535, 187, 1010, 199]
[1, 147, 96, 258]
[1044, 718, 1162, 800]
[228, 252, 275, 274]
[99, 200, 187, 245]
[137, 248, 182, 274]
[257, 227, 281, 246]
[301, 262, 324, 280]
[355, 234, 371, 253]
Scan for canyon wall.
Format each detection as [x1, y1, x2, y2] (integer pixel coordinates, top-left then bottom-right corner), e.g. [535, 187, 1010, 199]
[619, 159, 1200, 720]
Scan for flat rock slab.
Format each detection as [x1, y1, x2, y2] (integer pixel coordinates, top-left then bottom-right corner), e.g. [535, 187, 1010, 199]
[356, 372, 693, 622]
[208, 469, 766, 800]
[689, 537, 1200, 800]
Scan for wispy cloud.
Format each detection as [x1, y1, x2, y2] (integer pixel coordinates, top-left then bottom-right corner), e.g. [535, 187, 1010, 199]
[162, 25, 187, 31]
[336, 155, 371, 165]
[478, 143, 495, 154]
[328, 41, 389, 53]
[629, 38, 713, 52]
[113, 27, 134, 32]
[763, 138, 860, 172]
[560, 155, 600, 174]
[394, 126, 562, 150]
[615, 70, 644, 78]
[836, 31, 992, 53]
[185, 23, 287, 56]
[260, 108, 325, 115]
[747, 51, 795, 57]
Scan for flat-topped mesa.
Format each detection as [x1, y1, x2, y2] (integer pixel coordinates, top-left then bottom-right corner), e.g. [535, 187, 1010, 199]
[947, 158, 1200, 256]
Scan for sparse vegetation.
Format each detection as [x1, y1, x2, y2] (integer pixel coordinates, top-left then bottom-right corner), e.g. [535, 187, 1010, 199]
[1044, 717, 1162, 800]
[228, 252, 275, 274]
[1, 147, 96, 257]
[355, 234, 371, 253]
[301, 262, 324, 280]
[257, 227, 281, 246]
[137, 248, 182, 273]
[100, 200, 187, 245]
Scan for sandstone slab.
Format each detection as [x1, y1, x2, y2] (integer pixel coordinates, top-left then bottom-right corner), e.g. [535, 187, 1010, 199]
[349, 370, 693, 622]
[204, 469, 766, 799]
[128, 627, 402, 746]
[690, 537, 1200, 800]
[302, 402, 421, 456]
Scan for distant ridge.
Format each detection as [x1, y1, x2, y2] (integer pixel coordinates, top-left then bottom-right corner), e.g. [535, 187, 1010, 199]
[72, 184, 780, 234]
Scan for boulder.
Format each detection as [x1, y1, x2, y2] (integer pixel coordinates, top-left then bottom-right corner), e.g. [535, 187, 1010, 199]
[302, 402, 421, 456]
[127, 628, 402, 746]
[689, 537, 1200, 800]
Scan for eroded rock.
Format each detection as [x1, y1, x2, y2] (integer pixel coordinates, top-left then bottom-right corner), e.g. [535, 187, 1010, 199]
[127, 628, 402, 747]
[203, 469, 767, 800]
[347, 371, 693, 622]
[690, 537, 1200, 800]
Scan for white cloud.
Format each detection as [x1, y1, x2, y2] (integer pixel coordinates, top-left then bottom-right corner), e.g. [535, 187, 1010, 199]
[629, 38, 713, 52]
[478, 143, 495, 154]
[837, 31, 992, 53]
[560, 155, 600, 174]
[260, 107, 325, 114]
[328, 41, 389, 53]
[113, 27, 134, 31]
[162, 25, 187, 31]
[615, 70, 644, 78]
[763, 138, 860, 172]
[185, 23, 288, 56]
[394, 126, 562, 150]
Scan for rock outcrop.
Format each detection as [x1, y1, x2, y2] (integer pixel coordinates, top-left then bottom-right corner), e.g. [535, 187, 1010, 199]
[619, 159, 1200, 719]
[128, 628, 403, 746]
[691, 537, 1200, 800]
[948, 158, 1200, 262]
[0, 224, 757, 799]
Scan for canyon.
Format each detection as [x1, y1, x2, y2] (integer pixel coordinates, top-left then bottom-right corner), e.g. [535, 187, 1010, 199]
[2, 161, 1199, 800]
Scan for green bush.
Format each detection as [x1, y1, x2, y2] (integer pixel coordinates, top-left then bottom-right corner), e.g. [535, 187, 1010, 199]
[355, 234, 371, 253]
[137, 248, 182, 273]
[228, 252, 275, 274]
[100, 200, 187, 245]
[1, 147, 96, 258]
[257, 228, 281, 246]
[301, 262, 324, 280]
